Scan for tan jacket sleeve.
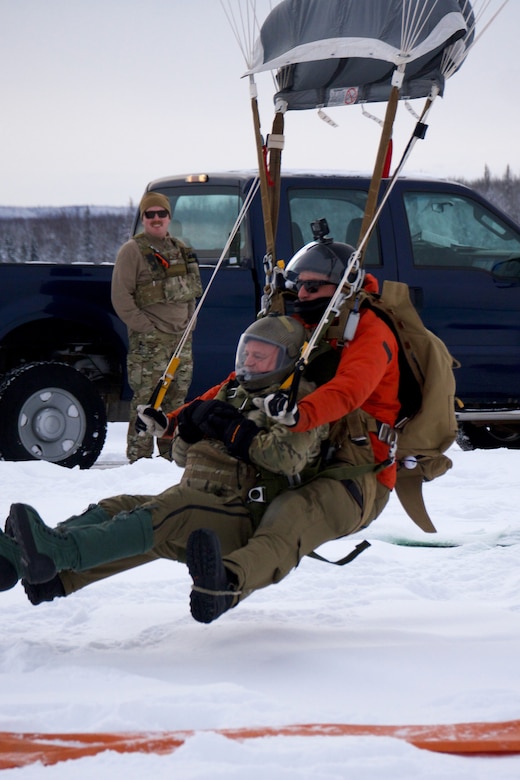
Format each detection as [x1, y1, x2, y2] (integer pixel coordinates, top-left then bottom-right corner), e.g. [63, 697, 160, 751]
[111, 240, 156, 334]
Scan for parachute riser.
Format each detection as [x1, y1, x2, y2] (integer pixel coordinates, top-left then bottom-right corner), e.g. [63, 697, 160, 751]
[356, 65, 404, 258]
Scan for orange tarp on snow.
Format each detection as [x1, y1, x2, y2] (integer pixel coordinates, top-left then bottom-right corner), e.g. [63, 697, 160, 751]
[1, 720, 520, 769]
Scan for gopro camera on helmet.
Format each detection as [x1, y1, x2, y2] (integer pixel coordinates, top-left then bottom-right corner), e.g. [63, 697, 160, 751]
[310, 218, 330, 242]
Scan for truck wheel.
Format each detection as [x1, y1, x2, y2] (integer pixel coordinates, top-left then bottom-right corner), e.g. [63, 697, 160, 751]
[457, 422, 520, 451]
[0, 362, 107, 469]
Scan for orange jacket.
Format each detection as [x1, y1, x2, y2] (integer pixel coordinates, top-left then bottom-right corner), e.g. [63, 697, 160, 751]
[291, 307, 400, 488]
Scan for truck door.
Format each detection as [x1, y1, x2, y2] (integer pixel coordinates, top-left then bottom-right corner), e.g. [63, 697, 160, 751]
[389, 181, 520, 404]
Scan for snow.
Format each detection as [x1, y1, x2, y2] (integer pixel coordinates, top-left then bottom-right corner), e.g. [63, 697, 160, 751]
[1, 424, 520, 778]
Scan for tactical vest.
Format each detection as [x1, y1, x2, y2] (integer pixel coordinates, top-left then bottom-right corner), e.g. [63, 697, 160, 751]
[173, 377, 328, 526]
[132, 232, 202, 307]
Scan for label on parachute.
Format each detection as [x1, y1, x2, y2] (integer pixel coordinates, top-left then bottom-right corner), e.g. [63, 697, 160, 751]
[329, 86, 359, 106]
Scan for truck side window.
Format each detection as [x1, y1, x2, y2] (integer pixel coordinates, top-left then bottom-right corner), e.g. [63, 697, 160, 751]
[287, 188, 381, 266]
[404, 191, 520, 274]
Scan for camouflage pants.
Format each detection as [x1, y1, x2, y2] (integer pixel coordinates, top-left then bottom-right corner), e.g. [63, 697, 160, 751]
[58, 477, 389, 603]
[126, 329, 193, 462]
[58, 486, 254, 596]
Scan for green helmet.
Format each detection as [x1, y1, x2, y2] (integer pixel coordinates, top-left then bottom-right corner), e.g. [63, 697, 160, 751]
[235, 315, 306, 392]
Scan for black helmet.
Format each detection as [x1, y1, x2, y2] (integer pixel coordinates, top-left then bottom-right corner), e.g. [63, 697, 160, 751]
[235, 315, 306, 392]
[284, 239, 356, 287]
[283, 239, 356, 325]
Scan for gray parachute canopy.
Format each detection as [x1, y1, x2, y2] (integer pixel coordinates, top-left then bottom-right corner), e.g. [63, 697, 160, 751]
[246, 0, 474, 110]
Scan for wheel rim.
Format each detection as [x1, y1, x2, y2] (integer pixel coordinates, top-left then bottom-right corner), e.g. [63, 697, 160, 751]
[18, 386, 87, 462]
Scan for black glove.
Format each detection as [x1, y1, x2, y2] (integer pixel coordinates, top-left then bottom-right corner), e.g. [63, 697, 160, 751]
[221, 416, 262, 462]
[190, 399, 262, 462]
[135, 405, 170, 437]
[190, 400, 244, 439]
[177, 399, 206, 443]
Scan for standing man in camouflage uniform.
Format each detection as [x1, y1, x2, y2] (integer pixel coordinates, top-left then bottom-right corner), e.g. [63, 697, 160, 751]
[111, 192, 202, 462]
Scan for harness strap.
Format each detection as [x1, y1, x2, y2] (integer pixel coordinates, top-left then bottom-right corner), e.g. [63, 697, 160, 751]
[307, 539, 371, 566]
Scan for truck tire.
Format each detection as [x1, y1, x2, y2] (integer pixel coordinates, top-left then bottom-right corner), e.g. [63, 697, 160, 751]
[457, 422, 520, 451]
[0, 362, 107, 469]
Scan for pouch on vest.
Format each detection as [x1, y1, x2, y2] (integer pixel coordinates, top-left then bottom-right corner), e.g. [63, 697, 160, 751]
[133, 234, 202, 306]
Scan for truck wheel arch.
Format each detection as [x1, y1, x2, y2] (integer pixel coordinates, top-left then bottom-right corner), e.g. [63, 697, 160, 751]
[457, 421, 520, 451]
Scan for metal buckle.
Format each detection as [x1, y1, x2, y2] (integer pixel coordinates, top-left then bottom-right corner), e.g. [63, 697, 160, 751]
[378, 423, 398, 461]
[248, 486, 266, 503]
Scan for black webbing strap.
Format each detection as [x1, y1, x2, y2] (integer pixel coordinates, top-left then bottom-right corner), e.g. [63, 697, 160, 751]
[307, 539, 371, 566]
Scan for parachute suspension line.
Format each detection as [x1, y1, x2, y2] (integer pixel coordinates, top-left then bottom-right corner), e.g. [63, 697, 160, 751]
[220, 0, 262, 67]
[149, 177, 260, 409]
[400, 0, 442, 58]
[220, 1, 285, 314]
[395, 0, 510, 179]
[450, 0, 510, 73]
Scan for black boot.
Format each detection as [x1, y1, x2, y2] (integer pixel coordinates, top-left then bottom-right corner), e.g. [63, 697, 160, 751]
[186, 529, 239, 624]
[23, 576, 66, 605]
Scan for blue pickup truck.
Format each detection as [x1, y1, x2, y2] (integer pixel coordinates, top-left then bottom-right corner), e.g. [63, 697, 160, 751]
[1, 170, 519, 467]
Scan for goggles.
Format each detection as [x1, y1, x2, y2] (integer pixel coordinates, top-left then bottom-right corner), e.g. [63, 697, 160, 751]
[294, 278, 333, 294]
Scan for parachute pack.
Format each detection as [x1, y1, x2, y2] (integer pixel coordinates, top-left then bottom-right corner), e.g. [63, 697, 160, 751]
[335, 279, 459, 533]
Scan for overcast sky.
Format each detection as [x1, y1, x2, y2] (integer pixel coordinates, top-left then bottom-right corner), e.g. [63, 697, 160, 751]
[0, 0, 517, 207]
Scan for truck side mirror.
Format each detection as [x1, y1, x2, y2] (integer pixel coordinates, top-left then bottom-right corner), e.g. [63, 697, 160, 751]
[491, 257, 520, 286]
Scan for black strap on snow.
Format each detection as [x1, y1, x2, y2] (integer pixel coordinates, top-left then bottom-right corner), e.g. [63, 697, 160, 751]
[307, 539, 371, 566]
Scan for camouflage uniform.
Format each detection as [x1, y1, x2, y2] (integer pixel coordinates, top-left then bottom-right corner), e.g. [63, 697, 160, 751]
[112, 231, 202, 462]
[126, 330, 193, 459]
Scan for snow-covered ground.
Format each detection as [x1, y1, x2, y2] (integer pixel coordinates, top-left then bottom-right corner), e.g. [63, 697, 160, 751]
[1, 424, 520, 778]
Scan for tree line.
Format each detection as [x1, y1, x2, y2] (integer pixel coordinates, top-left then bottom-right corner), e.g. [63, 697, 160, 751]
[0, 206, 135, 264]
[1, 170, 520, 264]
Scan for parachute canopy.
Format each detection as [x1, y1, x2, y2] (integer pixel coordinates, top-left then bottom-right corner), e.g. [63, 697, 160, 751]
[246, 0, 473, 110]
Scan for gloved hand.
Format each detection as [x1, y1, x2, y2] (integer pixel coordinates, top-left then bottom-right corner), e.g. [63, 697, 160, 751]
[135, 405, 170, 437]
[253, 391, 300, 427]
[221, 416, 261, 462]
[190, 400, 243, 439]
[189, 399, 262, 462]
[177, 399, 206, 443]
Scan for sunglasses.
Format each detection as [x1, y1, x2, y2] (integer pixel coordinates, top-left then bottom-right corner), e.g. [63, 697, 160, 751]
[143, 209, 170, 219]
[295, 279, 333, 294]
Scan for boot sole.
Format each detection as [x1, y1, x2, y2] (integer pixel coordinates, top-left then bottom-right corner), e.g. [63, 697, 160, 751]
[9, 504, 57, 584]
[186, 529, 232, 624]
